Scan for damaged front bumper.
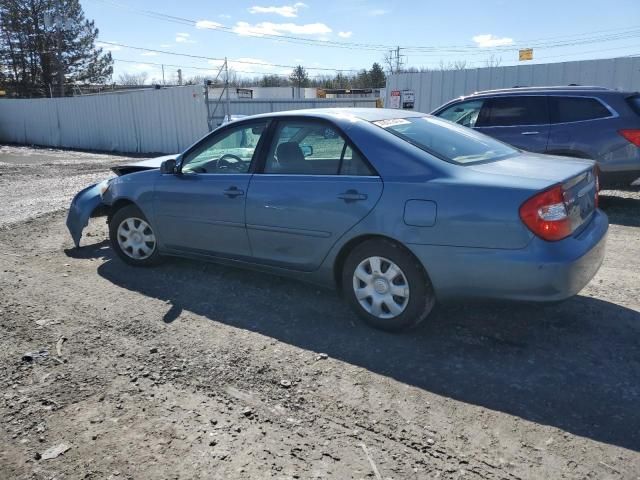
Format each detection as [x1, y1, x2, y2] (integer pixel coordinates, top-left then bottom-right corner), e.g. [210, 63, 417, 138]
[66, 180, 110, 248]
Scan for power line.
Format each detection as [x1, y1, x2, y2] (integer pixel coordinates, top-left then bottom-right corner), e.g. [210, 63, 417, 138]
[111, 58, 294, 77]
[88, 0, 640, 55]
[101, 41, 361, 72]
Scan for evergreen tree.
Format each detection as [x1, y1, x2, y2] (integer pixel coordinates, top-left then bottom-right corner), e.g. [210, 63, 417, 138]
[289, 65, 309, 88]
[0, 0, 113, 97]
[368, 62, 386, 87]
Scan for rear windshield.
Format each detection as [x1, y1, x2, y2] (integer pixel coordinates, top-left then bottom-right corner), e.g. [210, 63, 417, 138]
[627, 95, 640, 116]
[374, 116, 517, 165]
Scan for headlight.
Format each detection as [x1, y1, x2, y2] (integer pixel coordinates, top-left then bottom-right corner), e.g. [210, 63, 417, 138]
[99, 178, 114, 197]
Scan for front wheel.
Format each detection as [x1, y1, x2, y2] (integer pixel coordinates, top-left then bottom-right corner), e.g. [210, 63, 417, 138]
[109, 205, 162, 266]
[341, 239, 435, 332]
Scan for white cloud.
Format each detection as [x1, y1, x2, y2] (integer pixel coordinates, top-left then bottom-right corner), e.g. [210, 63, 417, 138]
[175, 32, 196, 43]
[195, 20, 223, 29]
[141, 51, 159, 56]
[338, 31, 352, 38]
[133, 63, 152, 71]
[248, 2, 307, 18]
[369, 8, 388, 16]
[219, 14, 231, 19]
[233, 21, 331, 36]
[472, 34, 514, 48]
[209, 57, 278, 74]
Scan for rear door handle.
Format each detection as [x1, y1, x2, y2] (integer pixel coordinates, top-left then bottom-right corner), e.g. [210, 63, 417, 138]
[338, 190, 368, 202]
[223, 186, 244, 198]
[521, 131, 540, 135]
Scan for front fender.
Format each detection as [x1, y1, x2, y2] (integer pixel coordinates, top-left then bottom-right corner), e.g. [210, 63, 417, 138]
[66, 181, 107, 247]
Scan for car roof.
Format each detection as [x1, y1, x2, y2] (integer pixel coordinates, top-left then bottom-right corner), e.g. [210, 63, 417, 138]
[463, 86, 639, 98]
[240, 108, 426, 123]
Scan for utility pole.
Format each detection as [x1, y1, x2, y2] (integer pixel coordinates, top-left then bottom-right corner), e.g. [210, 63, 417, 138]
[161, 64, 165, 86]
[204, 78, 212, 131]
[387, 46, 406, 74]
[224, 57, 231, 122]
[53, 4, 66, 98]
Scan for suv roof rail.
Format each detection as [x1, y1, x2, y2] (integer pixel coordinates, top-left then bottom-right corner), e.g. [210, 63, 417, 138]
[472, 85, 612, 94]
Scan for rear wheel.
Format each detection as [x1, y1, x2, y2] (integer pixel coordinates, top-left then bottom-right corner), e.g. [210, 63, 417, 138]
[109, 205, 162, 266]
[341, 238, 435, 332]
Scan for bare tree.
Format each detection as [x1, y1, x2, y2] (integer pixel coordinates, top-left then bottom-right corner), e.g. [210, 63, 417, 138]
[383, 51, 395, 74]
[439, 60, 468, 71]
[484, 55, 502, 68]
[117, 72, 148, 85]
[184, 75, 207, 85]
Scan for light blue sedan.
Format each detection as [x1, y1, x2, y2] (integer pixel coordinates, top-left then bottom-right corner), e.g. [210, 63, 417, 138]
[67, 109, 608, 331]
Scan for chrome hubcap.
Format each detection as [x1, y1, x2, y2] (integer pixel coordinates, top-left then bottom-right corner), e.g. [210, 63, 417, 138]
[352, 256, 410, 319]
[117, 217, 156, 260]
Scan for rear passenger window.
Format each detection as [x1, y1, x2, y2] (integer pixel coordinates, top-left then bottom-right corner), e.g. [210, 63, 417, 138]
[477, 96, 548, 127]
[264, 120, 375, 176]
[339, 146, 375, 176]
[549, 97, 611, 123]
[627, 95, 640, 116]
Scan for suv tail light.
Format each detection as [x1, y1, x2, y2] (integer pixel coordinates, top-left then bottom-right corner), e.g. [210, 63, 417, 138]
[519, 184, 572, 241]
[593, 165, 600, 208]
[619, 129, 640, 147]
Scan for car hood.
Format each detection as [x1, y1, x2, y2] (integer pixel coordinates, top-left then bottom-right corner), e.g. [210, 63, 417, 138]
[468, 153, 595, 183]
[111, 154, 178, 176]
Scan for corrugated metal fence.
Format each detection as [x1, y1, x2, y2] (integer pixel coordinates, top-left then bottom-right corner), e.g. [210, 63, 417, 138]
[0, 86, 209, 153]
[0, 87, 378, 154]
[208, 98, 378, 126]
[387, 56, 640, 114]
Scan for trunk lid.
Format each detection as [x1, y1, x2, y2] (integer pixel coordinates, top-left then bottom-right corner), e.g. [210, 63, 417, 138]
[470, 153, 598, 233]
[468, 153, 594, 182]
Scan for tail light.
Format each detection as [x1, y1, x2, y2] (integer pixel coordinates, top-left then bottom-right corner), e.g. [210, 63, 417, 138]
[619, 129, 640, 147]
[593, 165, 600, 208]
[519, 184, 571, 241]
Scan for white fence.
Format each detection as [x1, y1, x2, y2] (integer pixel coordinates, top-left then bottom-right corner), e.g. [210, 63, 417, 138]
[0, 86, 209, 154]
[387, 56, 640, 114]
[0, 87, 378, 154]
[208, 98, 378, 126]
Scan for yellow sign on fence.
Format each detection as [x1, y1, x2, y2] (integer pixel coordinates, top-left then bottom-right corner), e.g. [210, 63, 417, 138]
[519, 48, 533, 61]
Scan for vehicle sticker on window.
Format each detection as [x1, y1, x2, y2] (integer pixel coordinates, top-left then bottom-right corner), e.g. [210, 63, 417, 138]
[373, 118, 412, 128]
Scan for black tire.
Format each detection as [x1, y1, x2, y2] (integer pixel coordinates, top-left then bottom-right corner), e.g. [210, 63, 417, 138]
[341, 238, 435, 332]
[109, 205, 162, 267]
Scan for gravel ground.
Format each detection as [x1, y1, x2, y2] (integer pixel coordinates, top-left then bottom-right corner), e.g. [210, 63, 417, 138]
[0, 145, 639, 480]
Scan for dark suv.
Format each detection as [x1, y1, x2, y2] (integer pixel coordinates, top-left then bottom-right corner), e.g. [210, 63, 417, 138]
[432, 86, 640, 187]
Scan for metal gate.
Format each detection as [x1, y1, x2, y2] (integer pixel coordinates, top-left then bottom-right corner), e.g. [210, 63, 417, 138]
[206, 98, 378, 129]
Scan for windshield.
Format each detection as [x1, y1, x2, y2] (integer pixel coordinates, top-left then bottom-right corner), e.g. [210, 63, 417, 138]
[373, 116, 518, 165]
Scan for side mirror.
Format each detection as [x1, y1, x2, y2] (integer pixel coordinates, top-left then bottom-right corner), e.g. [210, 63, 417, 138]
[300, 144, 314, 157]
[160, 159, 177, 174]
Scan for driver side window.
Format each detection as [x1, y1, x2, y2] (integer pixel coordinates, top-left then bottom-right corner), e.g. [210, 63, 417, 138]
[437, 100, 485, 128]
[181, 121, 268, 174]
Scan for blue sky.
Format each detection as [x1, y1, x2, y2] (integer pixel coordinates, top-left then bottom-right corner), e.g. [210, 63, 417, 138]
[81, 0, 640, 83]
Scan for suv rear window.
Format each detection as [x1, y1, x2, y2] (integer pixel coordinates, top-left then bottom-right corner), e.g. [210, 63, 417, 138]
[477, 96, 548, 127]
[549, 96, 611, 123]
[374, 116, 517, 165]
[627, 95, 640, 116]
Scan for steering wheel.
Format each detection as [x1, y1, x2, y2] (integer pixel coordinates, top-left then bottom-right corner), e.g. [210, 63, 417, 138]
[217, 153, 243, 171]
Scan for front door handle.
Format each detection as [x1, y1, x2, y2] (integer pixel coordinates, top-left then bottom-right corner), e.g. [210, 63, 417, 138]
[223, 186, 244, 198]
[338, 190, 368, 202]
[521, 131, 540, 135]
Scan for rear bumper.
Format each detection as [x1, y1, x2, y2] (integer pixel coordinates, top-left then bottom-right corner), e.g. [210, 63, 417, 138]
[407, 209, 608, 302]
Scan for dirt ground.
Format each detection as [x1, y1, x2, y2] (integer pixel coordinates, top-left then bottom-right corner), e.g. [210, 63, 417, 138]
[0, 145, 639, 480]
